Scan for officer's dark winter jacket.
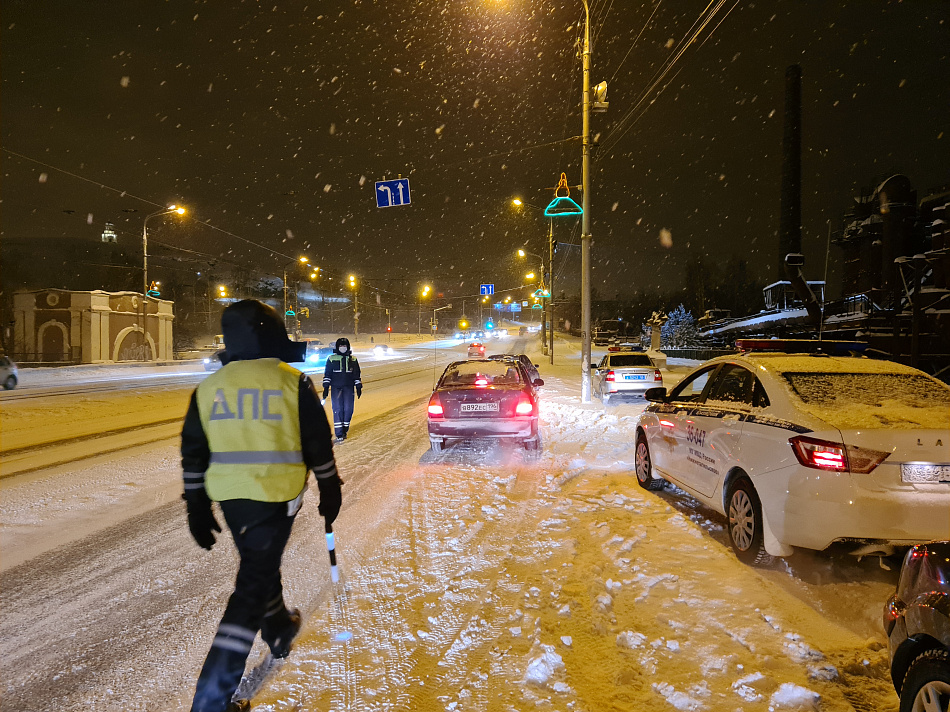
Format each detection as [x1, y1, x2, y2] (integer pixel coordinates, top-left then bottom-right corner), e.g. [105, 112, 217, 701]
[322, 338, 362, 394]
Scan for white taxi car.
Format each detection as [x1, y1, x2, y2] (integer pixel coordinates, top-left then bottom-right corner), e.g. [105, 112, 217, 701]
[633, 340, 950, 565]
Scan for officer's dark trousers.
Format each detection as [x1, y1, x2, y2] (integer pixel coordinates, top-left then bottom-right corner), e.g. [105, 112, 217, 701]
[330, 387, 355, 438]
[190, 501, 296, 712]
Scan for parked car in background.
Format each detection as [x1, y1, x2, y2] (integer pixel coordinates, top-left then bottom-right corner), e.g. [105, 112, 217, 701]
[427, 358, 542, 453]
[592, 347, 662, 403]
[1, 355, 18, 389]
[634, 340, 950, 565]
[884, 541, 950, 712]
[467, 342, 486, 358]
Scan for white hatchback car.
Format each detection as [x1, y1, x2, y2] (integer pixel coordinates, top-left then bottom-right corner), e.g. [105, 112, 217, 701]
[634, 341, 950, 565]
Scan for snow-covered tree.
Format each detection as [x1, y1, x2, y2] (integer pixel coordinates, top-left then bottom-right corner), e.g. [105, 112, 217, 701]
[662, 304, 701, 348]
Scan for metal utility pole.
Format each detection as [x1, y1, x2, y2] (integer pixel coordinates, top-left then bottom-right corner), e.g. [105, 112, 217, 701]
[548, 218, 555, 365]
[580, 0, 593, 402]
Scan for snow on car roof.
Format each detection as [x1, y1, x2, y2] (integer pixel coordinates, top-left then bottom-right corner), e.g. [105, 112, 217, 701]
[743, 353, 931, 375]
[741, 355, 950, 430]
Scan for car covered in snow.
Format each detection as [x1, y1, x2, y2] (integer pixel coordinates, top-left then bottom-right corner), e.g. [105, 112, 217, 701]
[633, 340, 950, 565]
[592, 348, 663, 403]
[467, 342, 486, 358]
[883, 541, 950, 711]
[1, 355, 18, 389]
[427, 358, 542, 453]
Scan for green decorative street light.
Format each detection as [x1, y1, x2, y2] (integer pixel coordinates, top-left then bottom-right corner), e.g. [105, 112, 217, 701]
[142, 204, 185, 360]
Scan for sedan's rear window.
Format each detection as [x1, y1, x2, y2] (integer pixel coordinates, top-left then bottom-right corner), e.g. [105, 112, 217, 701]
[783, 372, 950, 429]
[609, 354, 653, 367]
[441, 361, 522, 386]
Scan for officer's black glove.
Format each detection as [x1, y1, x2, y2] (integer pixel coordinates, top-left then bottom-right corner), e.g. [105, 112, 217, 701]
[317, 474, 343, 525]
[322, 387, 329, 401]
[356, 385, 362, 399]
[183, 489, 222, 550]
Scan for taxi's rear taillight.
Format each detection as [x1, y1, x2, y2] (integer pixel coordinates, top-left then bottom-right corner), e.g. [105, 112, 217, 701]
[427, 394, 444, 418]
[789, 436, 889, 474]
[604, 370, 615, 382]
[654, 369, 662, 381]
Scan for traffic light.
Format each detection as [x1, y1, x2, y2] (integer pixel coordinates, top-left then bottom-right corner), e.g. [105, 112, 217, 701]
[485, 321, 494, 330]
[386, 326, 392, 332]
[459, 319, 469, 329]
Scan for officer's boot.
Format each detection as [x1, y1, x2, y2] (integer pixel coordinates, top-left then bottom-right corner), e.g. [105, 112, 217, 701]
[190, 624, 256, 712]
[261, 605, 302, 659]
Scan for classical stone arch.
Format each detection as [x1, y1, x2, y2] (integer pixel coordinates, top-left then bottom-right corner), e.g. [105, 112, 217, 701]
[37, 320, 69, 361]
[113, 325, 157, 362]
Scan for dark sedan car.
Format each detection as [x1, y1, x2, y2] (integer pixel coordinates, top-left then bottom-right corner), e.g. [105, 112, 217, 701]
[427, 359, 542, 453]
[884, 541, 950, 712]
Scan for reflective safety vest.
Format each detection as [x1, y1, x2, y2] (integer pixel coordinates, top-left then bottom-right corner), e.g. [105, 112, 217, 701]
[196, 358, 307, 502]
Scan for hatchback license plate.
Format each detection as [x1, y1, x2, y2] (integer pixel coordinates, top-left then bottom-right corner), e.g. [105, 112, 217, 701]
[624, 374, 646, 381]
[460, 402, 499, 412]
[901, 463, 950, 483]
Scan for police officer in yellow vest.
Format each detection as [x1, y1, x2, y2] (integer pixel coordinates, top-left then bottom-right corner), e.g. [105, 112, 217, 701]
[181, 300, 342, 712]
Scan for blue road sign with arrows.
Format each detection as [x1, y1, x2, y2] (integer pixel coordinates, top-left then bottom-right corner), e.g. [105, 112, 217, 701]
[480, 283, 495, 296]
[375, 178, 411, 208]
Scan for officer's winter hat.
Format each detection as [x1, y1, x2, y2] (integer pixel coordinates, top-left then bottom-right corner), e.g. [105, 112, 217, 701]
[334, 337, 351, 353]
[220, 300, 306, 364]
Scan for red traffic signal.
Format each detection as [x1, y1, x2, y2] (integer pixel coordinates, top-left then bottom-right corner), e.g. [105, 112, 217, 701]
[386, 326, 392, 332]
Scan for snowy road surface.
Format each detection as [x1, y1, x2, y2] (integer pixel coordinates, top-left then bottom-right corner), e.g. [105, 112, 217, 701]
[0, 338, 901, 711]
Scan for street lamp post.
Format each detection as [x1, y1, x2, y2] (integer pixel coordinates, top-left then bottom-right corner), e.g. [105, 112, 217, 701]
[518, 248, 547, 354]
[580, 0, 593, 402]
[348, 274, 358, 338]
[282, 256, 309, 335]
[142, 205, 185, 361]
[419, 284, 430, 334]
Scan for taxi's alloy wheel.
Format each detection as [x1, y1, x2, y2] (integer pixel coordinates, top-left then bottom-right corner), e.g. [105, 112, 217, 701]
[727, 479, 773, 566]
[635, 434, 664, 491]
[900, 648, 950, 712]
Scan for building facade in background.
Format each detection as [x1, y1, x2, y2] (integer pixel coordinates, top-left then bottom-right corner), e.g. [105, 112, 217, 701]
[12, 289, 174, 363]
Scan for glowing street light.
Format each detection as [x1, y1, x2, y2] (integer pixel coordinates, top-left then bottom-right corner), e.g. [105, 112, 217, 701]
[142, 204, 186, 360]
[525, 272, 536, 280]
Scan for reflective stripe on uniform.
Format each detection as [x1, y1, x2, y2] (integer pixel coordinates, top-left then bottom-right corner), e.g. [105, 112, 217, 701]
[312, 460, 337, 479]
[212, 623, 256, 654]
[209, 450, 304, 465]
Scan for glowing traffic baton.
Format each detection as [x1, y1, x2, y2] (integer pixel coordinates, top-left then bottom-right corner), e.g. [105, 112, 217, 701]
[325, 521, 339, 583]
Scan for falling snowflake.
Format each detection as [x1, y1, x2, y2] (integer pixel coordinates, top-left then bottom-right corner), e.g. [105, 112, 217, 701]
[659, 228, 673, 248]
[324, 184, 332, 193]
[38, 173, 48, 183]
[120, 76, 130, 88]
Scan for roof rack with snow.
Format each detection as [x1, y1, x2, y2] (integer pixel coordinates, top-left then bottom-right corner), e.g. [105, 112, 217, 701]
[735, 339, 869, 354]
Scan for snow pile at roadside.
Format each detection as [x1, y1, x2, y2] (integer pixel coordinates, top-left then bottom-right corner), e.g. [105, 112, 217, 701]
[252, 368, 895, 711]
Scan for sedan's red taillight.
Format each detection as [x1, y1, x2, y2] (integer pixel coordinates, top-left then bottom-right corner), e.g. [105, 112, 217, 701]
[515, 395, 535, 415]
[789, 435, 889, 474]
[654, 369, 662, 381]
[427, 394, 444, 418]
[604, 370, 615, 382]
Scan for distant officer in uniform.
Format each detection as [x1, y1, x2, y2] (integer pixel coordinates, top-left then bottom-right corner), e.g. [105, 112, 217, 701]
[181, 300, 342, 712]
[322, 337, 362, 442]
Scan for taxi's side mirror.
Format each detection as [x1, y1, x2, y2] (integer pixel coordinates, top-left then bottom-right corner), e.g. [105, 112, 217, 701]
[644, 387, 667, 403]
[533, 378, 544, 387]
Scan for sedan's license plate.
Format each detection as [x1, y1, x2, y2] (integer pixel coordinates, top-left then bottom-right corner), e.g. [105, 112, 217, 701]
[624, 374, 646, 381]
[460, 402, 499, 413]
[901, 463, 950, 483]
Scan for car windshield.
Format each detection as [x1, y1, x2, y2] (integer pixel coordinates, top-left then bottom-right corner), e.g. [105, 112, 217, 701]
[609, 354, 653, 367]
[441, 361, 521, 387]
[782, 372, 950, 429]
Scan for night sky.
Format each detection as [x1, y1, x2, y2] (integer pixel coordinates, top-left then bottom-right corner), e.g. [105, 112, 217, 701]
[3, 0, 948, 303]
